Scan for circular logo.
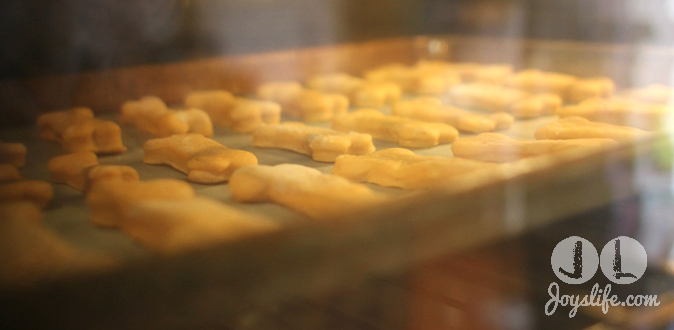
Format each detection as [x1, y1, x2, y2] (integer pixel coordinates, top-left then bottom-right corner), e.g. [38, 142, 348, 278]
[551, 236, 599, 284]
[600, 236, 647, 284]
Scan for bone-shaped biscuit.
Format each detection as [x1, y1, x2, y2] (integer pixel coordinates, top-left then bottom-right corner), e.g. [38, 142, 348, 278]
[333, 148, 497, 190]
[256, 81, 349, 121]
[451, 133, 618, 162]
[557, 98, 668, 131]
[0, 164, 22, 183]
[0, 180, 53, 208]
[86, 179, 195, 227]
[47, 151, 99, 191]
[185, 90, 281, 132]
[364, 63, 461, 95]
[535, 117, 651, 141]
[0, 201, 114, 286]
[122, 197, 278, 254]
[449, 83, 562, 118]
[416, 61, 513, 84]
[0, 142, 26, 167]
[37, 108, 126, 154]
[143, 133, 257, 183]
[332, 109, 459, 148]
[392, 97, 514, 133]
[505, 70, 614, 102]
[627, 84, 674, 104]
[307, 73, 402, 107]
[121, 96, 213, 137]
[229, 164, 386, 219]
[253, 122, 375, 162]
[85, 165, 140, 190]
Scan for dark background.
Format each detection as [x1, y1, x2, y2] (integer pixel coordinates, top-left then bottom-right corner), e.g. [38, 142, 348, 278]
[1, 0, 672, 79]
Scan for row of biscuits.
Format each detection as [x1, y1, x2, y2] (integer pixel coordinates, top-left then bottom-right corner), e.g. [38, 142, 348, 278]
[1, 62, 668, 286]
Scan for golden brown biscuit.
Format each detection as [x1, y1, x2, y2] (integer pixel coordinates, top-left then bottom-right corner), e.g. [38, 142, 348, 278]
[333, 148, 497, 190]
[86, 179, 196, 227]
[535, 117, 652, 141]
[253, 122, 375, 162]
[449, 83, 561, 118]
[627, 84, 674, 104]
[307, 73, 402, 107]
[121, 96, 214, 137]
[84, 165, 140, 190]
[0, 164, 22, 182]
[557, 98, 668, 131]
[416, 61, 513, 84]
[229, 164, 386, 219]
[185, 90, 281, 133]
[143, 133, 258, 183]
[47, 151, 99, 191]
[0, 201, 114, 287]
[332, 109, 459, 148]
[392, 97, 514, 133]
[451, 133, 618, 162]
[365, 63, 460, 95]
[122, 197, 278, 254]
[505, 69, 578, 96]
[256, 81, 348, 121]
[566, 77, 615, 103]
[37, 108, 126, 154]
[0, 142, 26, 167]
[0, 180, 53, 208]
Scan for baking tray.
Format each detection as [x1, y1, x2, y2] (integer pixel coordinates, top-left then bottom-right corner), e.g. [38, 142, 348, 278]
[0, 36, 672, 328]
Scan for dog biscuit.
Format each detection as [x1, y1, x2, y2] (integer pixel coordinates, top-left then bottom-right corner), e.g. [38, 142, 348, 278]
[0, 180, 53, 208]
[85, 165, 140, 189]
[416, 61, 513, 84]
[535, 117, 651, 141]
[257, 81, 348, 121]
[121, 96, 213, 137]
[333, 148, 497, 190]
[307, 73, 401, 107]
[37, 108, 126, 154]
[143, 133, 257, 183]
[47, 151, 99, 191]
[506, 70, 615, 102]
[451, 133, 618, 162]
[392, 97, 514, 133]
[332, 109, 459, 148]
[86, 179, 195, 227]
[627, 84, 674, 104]
[449, 83, 561, 118]
[0, 164, 22, 182]
[0, 142, 26, 167]
[557, 98, 668, 131]
[565, 78, 615, 103]
[122, 197, 278, 254]
[253, 122, 375, 162]
[229, 164, 386, 219]
[365, 63, 460, 95]
[185, 91, 281, 132]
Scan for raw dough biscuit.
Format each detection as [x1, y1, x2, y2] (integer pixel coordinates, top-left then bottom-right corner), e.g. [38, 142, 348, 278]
[364, 63, 460, 95]
[332, 109, 459, 148]
[122, 197, 278, 254]
[392, 97, 514, 133]
[449, 83, 562, 118]
[47, 151, 99, 191]
[0, 180, 53, 208]
[253, 122, 375, 162]
[333, 148, 497, 190]
[505, 70, 614, 102]
[557, 98, 668, 131]
[185, 90, 281, 133]
[627, 84, 674, 104]
[37, 107, 126, 154]
[256, 81, 349, 121]
[416, 61, 513, 84]
[0, 142, 26, 167]
[86, 179, 196, 227]
[535, 117, 651, 141]
[0, 164, 22, 182]
[143, 133, 258, 183]
[121, 96, 213, 137]
[85, 165, 140, 190]
[451, 133, 618, 162]
[307, 73, 402, 107]
[229, 164, 386, 219]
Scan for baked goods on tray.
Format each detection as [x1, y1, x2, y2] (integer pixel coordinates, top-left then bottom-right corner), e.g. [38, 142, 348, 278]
[37, 107, 126, 154]
[307, 73, 402, 107]
[185, 90, 281, 133]
[47, 151, 99, 191]
[448, 83, 562, 118]
[535, 117, 652, 141]
[557, 98, 669, 131]
[0, 180, 54, 208]
[505, 69, 614, 102]
[256, 81, 349, 121]
[121, 96, 214, 137]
